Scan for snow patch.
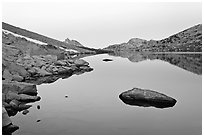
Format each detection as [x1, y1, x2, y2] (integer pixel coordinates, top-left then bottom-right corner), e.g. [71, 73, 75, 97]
[59, 47, 79, 53]
[2, 29, 47, 45]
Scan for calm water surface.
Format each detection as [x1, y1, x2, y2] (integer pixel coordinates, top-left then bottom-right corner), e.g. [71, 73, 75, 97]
[12, 54, 202, 135]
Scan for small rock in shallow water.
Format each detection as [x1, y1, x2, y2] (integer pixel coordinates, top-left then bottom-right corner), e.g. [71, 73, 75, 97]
[65, 95, 68, 98]
[103, 59, 113, 62]
[36, 120, 41, 122]
[22, 109, 29, 115]
[37, 105, 40, 109]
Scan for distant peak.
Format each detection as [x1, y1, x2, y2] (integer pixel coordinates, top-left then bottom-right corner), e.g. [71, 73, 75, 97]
[64, 38, 71, 43]
[127, 38, 147, 46]
[64, 38, 84, 47]
[128, 38, 146, 41]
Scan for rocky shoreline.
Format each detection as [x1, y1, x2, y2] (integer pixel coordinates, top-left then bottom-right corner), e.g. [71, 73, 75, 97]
[2, 30, 94, 134]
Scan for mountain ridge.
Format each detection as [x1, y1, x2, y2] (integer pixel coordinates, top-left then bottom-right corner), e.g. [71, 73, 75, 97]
[104, 24, 202, 52]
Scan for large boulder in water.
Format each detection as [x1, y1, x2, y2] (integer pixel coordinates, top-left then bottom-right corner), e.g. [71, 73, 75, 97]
[119, 88, 177, 108]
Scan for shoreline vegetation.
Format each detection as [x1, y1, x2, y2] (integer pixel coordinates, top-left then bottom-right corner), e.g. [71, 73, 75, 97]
[2, 22, 202, 134]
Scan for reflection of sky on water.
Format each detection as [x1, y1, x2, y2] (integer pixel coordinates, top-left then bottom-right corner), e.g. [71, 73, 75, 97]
[12, 54, 202, 135]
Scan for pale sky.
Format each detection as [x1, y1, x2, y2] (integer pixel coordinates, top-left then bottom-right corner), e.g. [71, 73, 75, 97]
[2, 1, 202, 48]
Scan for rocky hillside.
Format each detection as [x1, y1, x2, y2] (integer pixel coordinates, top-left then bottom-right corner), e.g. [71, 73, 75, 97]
[104, 24, 202, 52]
[2, 22, 108, 54]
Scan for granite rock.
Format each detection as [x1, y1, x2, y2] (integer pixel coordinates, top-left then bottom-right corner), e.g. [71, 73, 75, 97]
[119, 88, 177, 108]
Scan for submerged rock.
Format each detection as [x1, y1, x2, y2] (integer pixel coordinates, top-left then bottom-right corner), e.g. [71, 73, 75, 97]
[119, 88, 177, 108]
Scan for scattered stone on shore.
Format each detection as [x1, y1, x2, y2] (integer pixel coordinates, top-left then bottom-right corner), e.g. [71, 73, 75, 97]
[74, 59, 89, 66]
[119, 88, 177, 108]
[55, 60, 67, 66]
[2, 107, 12, 127]
[2, 107, 19, 135]
[3, 80, 37, 95]
[34, 67, 52, 77]
[103, 59, 113, 62]
[19, 94, 41, 102]
[12, 74, 24, 82]
[3, 69, 13, 81]
[5, 91, 20, 102]
[2, 124, 19, 135]
[18, 104, 32, 111]
[9, 100, 20, 110]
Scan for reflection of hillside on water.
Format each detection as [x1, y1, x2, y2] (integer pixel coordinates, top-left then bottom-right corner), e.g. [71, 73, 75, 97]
[108, 51, 202, 75]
